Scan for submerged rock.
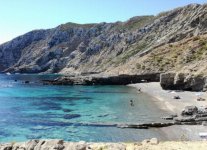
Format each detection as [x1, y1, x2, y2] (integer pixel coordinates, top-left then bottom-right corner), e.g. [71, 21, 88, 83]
[63, 114, 81, 119]
[25, 81, 30, 84]
[62, 109, 73, 112]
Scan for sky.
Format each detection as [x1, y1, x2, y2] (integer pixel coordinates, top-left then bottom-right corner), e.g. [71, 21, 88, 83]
[0, 0, 206, 44]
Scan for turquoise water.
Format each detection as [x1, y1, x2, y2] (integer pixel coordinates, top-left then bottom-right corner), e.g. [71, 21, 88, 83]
[0, 74, 169, 142]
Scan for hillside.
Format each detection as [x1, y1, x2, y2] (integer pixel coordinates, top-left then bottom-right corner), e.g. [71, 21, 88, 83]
[0, 4, 207, 76]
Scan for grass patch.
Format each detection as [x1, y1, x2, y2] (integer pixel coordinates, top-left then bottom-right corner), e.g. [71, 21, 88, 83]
[115, 16, 155, 31]
[121, 42, 148, 63]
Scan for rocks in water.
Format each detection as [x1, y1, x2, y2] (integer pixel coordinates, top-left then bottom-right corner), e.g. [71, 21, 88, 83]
[63, 114, 81, 119]
[117, 122, 175, 129]
[25, 80, 30, 84]
[62, 109, 73, 112]
[98, 113, 109, 118]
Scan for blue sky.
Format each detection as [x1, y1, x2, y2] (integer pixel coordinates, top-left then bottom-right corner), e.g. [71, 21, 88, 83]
[0, 0, 206, 44]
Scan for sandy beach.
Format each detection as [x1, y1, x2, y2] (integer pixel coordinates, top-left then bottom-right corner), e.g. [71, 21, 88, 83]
[129, 82, 207, 114]
[129, 82, 207, 141]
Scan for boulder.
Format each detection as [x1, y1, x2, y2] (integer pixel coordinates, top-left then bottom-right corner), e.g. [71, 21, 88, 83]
[75, 141, 87, 150]
[197, 97, 206, 101]
[142, 139, 150, 145]
[181, 106, 198, 116]
[150, 138, 159, 145]
[197, 106, 207, 114]
[160, 72, 176, 90]
[195, 117, 207, 122]
[175, 116, 196, 123]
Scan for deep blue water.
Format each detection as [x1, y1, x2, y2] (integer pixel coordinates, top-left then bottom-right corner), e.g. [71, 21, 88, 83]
[0, 74, 169, 142]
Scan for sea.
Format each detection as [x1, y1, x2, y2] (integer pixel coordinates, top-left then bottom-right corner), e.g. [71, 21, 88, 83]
[0, 74, 170, 142]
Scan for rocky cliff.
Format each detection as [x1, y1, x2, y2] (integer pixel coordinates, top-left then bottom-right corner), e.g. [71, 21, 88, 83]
[1, 4, 207, 76]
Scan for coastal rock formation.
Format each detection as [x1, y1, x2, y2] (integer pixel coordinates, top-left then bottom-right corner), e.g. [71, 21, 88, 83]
[160, 72, 207, 91]
[44, 73, 160, 85]
[0, 4, 207, 77]
[175, 105, 207, 125]
[1, 140, 207, 150]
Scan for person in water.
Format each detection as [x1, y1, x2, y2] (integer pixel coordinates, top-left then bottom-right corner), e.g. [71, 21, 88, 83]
[130, 99, 134, 106]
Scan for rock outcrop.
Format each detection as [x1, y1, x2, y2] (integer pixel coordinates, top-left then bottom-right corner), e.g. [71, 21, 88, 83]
[0, 4, 207, 77]
[44, 73, 160, 85]
[174, 105, 207, 125]
[1, 139, 207, 150]
[160, 72, 207, 91]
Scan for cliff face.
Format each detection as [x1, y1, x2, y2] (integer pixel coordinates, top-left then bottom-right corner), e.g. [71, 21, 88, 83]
[1, 4, 207, 75]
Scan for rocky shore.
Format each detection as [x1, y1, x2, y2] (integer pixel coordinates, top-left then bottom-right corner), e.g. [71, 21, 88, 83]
[1, 139, 207, 150]
[129, 82, 207, 139]
[43, 73, 160, 85]
[43, 72, 207, 92]
[160, 72, 207, 92]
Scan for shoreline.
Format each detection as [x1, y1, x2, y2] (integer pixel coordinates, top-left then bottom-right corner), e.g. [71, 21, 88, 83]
[129, 82, 207, 114]
[1, 139, 207, 150]
[129, 82, 207, 141]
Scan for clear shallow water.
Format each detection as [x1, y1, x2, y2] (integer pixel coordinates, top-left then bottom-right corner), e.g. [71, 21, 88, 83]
[0, 74, 169, 142]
